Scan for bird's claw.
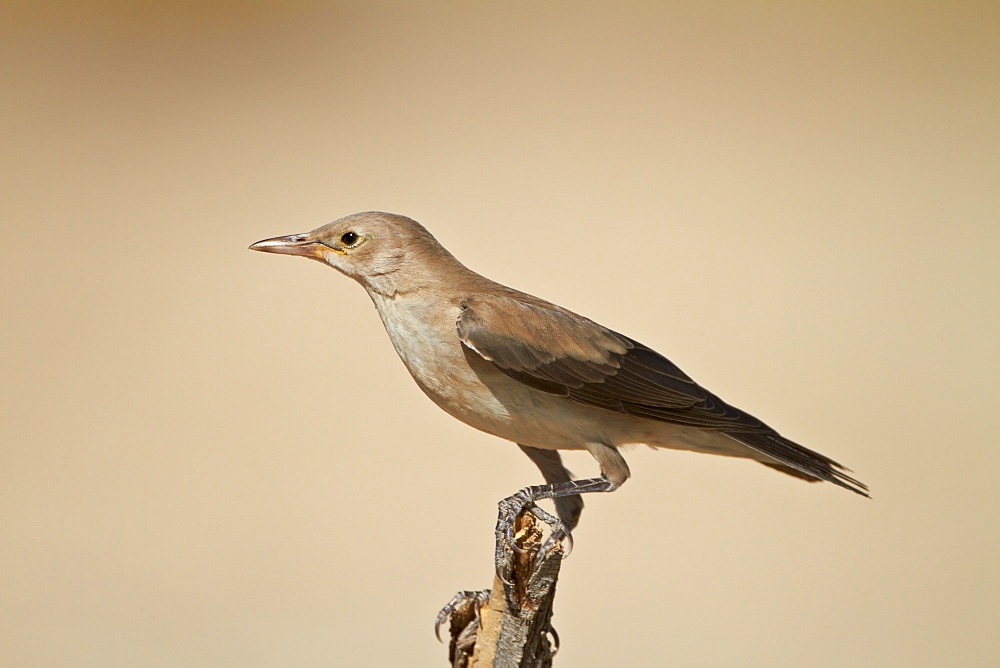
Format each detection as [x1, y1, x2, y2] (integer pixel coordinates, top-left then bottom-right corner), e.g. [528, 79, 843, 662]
[494, 489, 573, 589]
[435, 589, 491, 643]
[547, 623, 560, 655]
[435, 589, 560, 658]
[535, 516, 573, 571]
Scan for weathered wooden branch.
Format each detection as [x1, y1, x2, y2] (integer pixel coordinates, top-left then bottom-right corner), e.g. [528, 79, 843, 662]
[442, 512, 564, 667]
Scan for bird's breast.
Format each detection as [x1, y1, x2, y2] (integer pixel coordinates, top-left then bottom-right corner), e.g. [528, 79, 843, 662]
[367, 292, 587, 447]
[370, 294, 505, 419]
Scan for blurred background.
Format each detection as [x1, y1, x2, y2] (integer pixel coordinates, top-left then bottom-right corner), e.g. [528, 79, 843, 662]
[2, 2, 998, 665]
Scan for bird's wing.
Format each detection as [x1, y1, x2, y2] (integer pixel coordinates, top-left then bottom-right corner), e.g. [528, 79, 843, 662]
[456, 293, 770, 432]
[457, 292, 868, 496]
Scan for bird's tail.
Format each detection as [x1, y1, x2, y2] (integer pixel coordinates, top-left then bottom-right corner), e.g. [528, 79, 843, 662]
[728, 431, 869, 497]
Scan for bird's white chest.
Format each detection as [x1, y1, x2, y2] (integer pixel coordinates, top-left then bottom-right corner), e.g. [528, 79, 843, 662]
[372, 295, 451, 384]
[367, 291, 608, 450]
[369, 293, 505, 422]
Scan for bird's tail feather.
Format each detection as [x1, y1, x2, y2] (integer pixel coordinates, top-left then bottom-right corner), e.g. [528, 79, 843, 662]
[729, 431, 869, 497]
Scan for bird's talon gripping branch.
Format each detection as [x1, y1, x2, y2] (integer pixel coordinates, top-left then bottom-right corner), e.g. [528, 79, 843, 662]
[493, 485, 578, 591]
[533, 521, 574, 572]
[496, 494, 526, 547]
[557, 524, 574, 559]
[435, 589, 491, 643]
[494, 561, 514, 587]
[525, 504, 573, 566]
[494, 525, 516, 586]
[547, 624, 561, 655]
[509, 533, 530, 555]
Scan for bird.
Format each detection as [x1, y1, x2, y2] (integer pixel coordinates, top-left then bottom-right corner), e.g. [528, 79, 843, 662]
[250, 212, 867, 550]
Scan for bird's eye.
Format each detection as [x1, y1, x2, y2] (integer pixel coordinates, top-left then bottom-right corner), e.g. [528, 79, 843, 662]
[340, 231, 361, 247]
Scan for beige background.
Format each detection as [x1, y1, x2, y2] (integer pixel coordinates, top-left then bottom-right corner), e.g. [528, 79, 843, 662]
[2, 2, 998, 666]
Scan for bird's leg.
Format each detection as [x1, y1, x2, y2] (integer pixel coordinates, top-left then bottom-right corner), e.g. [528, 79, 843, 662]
[496, 443, 630, 606]
[517, 444, 584, 531]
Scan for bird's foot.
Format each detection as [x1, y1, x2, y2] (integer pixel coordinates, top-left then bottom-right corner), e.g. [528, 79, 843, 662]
[435, 588, 491, 665]
[494, 489, 572, 606]
[435, 588, 560, 660]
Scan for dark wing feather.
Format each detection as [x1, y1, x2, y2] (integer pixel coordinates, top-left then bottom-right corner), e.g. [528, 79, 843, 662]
[457, 293, 868, 496]
[456, 293, 767, 431]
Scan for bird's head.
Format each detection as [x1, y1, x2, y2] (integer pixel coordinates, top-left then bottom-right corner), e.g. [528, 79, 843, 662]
[250, 211, 462, 294]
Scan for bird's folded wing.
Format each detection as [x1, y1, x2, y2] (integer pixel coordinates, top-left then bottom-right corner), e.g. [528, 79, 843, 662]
[457, 293, 868, 496]
[456, 293, 771, 432]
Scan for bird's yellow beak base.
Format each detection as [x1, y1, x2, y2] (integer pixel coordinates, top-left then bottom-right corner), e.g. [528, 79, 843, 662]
[249, 235, 331, 260]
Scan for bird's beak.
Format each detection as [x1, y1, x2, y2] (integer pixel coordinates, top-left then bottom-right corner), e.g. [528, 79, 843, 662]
[249, 234, 328, 260]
